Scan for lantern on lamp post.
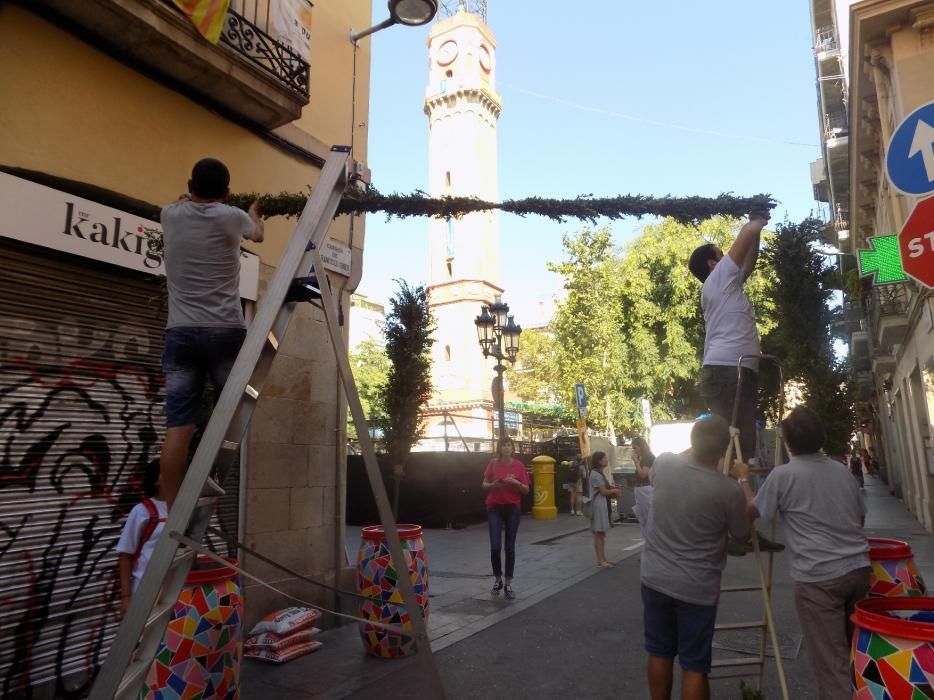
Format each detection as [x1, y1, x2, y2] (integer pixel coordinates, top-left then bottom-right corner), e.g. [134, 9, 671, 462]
[474, 294, 522, 440]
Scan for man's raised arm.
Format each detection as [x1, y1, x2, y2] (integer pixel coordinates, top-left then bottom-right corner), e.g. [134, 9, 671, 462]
[727, 212, 769, 281]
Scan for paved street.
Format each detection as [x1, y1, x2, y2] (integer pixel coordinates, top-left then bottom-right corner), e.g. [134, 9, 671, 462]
[243, 474, 934, 699]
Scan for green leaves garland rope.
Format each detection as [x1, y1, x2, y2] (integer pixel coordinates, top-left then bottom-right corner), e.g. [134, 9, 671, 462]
[228, 188, 775, 225]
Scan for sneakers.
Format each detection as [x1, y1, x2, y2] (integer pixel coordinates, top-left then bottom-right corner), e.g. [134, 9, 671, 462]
[491, 580, 503, 598]
[504, 585, 516, 600]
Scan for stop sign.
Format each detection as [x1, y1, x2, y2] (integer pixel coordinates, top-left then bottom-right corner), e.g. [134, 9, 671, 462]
[899, 196, 934, 288]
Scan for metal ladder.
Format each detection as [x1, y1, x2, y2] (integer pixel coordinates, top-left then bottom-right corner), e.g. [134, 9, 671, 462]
[710, 354, 790, 699]
[91, 146, 445, 699]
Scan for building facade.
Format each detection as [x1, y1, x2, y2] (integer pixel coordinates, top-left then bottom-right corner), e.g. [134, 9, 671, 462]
[422, 4, 506, 447]
[0, 0, 370, 693]
[848, 0, 934, 528]
[810, 0, 934, 528]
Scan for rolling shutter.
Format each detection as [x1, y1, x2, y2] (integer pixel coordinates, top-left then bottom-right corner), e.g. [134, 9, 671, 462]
[0, 239, 240, 695]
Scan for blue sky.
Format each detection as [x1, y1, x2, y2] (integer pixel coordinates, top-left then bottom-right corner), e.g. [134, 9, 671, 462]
[358, 1, 822, 324]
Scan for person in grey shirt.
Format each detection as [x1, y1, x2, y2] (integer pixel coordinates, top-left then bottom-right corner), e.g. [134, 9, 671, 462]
[749, 406, 869, 700]
[159, 158, 263, 510]
[641, 415, 751, 700]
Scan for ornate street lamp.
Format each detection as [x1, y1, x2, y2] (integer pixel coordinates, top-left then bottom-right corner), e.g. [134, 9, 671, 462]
[351, 0, 439, 43]
[474, 295, 522, 440]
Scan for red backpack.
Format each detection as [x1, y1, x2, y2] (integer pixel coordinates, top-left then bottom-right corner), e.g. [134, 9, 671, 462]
[132, 499, 166, 567]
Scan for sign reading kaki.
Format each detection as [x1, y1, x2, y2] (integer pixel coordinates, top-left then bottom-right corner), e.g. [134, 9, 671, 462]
[899, 196, 934, 289]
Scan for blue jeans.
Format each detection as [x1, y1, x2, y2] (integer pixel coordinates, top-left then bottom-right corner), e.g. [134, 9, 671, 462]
[162, 326, 246, 427]
[487, 504, 521, 579]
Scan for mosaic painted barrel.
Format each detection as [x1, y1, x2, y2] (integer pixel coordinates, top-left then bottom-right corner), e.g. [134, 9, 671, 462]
[357, 524, 429, 658]
[851, 597, 934, 699]
[868, 537, 927, 598]
[141, 557, 243, 699]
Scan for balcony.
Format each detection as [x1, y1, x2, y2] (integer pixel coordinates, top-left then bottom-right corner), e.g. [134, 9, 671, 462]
[824, 111, 849, 143]
[851, 329, 871, 372]
[869, 284, 909, 348]
[815, 26, 839, 55]
[33, 0, 310, 128]
[872, 348, 896, 374]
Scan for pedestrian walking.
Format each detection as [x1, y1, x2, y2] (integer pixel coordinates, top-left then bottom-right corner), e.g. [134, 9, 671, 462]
[565, 455, 585, 516]
[748, 406, 869, 700]
[640, 415, 752, 700]
[481, 437, 530, 600]
[588, 451, 622, 569]
[849, 451, 865, 489]
[158, 158, 264, 510]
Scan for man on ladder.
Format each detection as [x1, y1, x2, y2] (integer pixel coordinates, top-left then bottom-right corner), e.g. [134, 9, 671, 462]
[688, 212, 783, 554]
[158, 158, 264, 510]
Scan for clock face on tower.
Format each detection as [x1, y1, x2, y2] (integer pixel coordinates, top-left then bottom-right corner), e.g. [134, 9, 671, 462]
[479, 44, 492, 73]
[437, 40, 458, 66]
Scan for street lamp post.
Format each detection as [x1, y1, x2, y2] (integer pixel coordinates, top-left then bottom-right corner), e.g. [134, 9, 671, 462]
[474, 294, 522, 441]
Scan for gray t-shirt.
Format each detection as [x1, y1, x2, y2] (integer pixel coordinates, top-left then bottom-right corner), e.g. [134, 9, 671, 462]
[753, 453, 869, 583]
[161, 200, 254, 329]
[641, 452, 749, 606]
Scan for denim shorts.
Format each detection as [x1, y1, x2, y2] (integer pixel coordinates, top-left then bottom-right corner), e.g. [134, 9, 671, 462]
[162, 326, 246, 428]
[642, 584, 718, 674]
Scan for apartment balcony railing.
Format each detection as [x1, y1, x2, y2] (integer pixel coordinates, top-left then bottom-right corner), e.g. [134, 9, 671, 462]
[218, 1, 309, 98]
[35, 0, 311, 127]
[815, 26, 839, 54]
[869, 283, 910, 348]
[824, 111, 849, 140]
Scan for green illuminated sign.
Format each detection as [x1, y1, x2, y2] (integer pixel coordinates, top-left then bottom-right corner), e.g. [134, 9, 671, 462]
[857, 235, 908, 286]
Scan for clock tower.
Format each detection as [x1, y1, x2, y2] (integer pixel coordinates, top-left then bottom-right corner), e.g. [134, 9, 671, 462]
[423, 3, 503, 439]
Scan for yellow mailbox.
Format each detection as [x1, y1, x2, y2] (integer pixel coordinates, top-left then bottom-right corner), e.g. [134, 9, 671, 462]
[531, 455, 557, 520]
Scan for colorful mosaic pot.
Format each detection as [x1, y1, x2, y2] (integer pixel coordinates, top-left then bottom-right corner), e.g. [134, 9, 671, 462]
[142, 557, 243, 700]
[851, 597, 934, 699]
[357, 524, 429, 658]
[869, 537, 927, 598]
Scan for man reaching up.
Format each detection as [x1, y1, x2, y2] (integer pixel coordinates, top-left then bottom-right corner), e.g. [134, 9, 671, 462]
[159, 158, 264, 510]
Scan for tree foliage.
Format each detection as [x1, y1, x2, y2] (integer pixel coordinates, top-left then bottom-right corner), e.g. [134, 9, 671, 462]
[517, 218, 777, 433]
[349, 336, 390, 419]
[761, 218, 853, 454]
[379, 281, 435, 468]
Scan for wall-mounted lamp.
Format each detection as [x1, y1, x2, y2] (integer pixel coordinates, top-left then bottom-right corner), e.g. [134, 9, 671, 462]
[350, 0, 439, 43]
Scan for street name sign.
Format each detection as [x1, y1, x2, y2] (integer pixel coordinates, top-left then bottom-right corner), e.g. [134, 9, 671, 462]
[899, 195, 934, 289]
[886, 100, 934, 196]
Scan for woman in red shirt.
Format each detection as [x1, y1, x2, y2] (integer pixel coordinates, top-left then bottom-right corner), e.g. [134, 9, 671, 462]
[481, 437, 530, 600]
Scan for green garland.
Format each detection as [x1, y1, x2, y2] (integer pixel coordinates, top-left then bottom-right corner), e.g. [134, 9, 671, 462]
[228, 188, 775, 225]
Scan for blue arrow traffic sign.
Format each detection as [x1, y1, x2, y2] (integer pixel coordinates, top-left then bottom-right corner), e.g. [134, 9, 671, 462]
[886, 100, 934, 196]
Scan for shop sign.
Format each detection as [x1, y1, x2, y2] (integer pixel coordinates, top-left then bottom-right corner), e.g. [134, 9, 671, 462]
[0, 172, 259, 300]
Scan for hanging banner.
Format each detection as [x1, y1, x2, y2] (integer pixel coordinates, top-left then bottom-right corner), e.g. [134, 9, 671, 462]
[270, 0, 313, 60]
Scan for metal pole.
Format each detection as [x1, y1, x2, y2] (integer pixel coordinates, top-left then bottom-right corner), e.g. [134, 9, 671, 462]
[496, 364, 506, 442]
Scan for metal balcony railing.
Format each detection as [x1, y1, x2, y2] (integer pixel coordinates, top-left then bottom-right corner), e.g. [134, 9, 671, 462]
[868, 283, 909, 344]
[824, 111, 849, 139]
[815, 26, 838, 53]
[165, 0, 310, 98]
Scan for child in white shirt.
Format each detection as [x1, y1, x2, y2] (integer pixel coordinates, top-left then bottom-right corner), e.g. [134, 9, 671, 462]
[115, 460, 167, 618]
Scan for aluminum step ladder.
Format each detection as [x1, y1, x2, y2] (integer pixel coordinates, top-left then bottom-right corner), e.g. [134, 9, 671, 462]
[91, 145, 445, 699]
[709, 354, 790, 699]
